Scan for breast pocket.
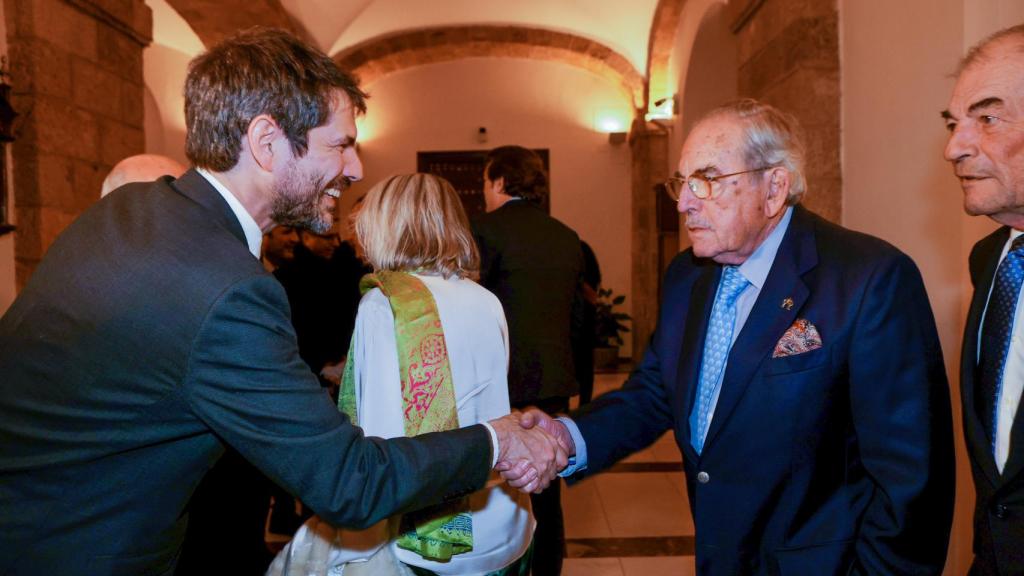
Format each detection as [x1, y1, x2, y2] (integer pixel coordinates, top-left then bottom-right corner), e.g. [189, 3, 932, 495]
[764, 347, 830, 377]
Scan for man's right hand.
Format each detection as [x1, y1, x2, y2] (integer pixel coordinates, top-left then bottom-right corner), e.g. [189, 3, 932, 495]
[488, 413, 568, 493]
[517, 407, 575, 456]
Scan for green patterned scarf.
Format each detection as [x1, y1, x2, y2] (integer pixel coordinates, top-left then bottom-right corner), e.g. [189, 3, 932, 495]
[339, 271, 473, 561]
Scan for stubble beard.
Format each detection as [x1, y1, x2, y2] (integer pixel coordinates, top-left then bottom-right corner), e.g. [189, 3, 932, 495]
[270, 162, 336, 233]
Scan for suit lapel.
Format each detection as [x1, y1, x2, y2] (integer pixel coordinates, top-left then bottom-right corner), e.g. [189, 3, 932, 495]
[702, 206, 817, 453]
[171, 169, 249, 249]
[965, 228, 1012, 484]
[676, 263, 718, 462]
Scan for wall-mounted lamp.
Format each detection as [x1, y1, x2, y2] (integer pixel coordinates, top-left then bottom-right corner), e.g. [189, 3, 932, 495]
[594, 107, 631, 145]
[645, 94, 677, 122]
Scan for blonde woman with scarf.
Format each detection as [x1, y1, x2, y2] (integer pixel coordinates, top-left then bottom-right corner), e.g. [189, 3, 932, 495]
[268, 173, 534, 576]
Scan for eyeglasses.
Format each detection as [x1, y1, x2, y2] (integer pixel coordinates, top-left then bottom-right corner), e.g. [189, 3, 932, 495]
[664, 166, 771, 201]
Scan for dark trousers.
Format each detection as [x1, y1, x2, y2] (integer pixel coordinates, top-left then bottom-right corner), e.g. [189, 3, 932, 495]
[514, 396, 569, 576]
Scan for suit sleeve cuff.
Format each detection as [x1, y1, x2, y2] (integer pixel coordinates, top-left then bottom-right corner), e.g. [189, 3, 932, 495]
[557, 416, 588, 477]
[480, 421, 500, 468]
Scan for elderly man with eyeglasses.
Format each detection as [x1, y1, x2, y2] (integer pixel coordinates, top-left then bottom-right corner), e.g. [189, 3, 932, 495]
[511, 98, 955, 576]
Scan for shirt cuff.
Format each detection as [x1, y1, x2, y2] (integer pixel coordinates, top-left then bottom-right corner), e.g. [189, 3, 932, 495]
[556, 416, 588, 477]
[480, 421, 500, 468]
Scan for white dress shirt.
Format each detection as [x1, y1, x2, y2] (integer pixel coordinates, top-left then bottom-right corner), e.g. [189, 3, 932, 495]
[269, 274, 534, 575]
[979, 229, 1024, 473]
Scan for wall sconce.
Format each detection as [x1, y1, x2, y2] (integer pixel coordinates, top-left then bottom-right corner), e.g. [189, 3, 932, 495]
[645, 94, 677, 122]
[594, 107, 631, 145]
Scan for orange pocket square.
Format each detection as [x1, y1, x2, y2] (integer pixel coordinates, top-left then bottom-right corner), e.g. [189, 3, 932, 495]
[772, 319, 822, 358]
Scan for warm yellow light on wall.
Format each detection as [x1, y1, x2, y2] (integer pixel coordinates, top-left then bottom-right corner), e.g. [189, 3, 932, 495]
[593, 108, 631, 134]
[355, 114, 374, 144]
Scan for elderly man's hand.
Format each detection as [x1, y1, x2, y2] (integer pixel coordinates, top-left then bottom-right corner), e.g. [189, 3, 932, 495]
[489, 412, 568, 493]
[517, 407, 576, 456]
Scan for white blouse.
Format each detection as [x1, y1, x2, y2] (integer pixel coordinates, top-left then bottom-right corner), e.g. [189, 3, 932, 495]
[268, 274, 534, 576]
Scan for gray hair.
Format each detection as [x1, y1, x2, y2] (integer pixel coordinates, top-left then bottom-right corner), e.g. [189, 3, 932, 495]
[705, 98, 807, 205]
[958, 24, 1024, 74]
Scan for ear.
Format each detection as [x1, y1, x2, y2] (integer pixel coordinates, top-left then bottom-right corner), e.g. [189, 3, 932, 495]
[763, 167, 790, 218]
[246, 114, 285, 173]
[491, 176, 506, 196]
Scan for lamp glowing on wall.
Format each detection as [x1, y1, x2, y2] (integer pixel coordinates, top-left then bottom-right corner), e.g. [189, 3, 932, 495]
[645, 94, 677, 122]
[594, 107, 631, 145]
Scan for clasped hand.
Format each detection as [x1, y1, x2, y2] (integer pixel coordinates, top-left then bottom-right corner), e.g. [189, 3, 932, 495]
[488, 409, 577, 493]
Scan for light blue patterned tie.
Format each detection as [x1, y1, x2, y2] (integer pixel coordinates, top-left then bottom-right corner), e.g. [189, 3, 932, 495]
[691, 266, 749, 454]
[980, 235, 1024, 456]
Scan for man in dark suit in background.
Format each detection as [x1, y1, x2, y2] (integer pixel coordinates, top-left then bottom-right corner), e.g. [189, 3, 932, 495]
[473, 145, 584, 574]
[519, 99, 955, 575]
[0, 28, 564, 576]
[944, 24, 1024, 575]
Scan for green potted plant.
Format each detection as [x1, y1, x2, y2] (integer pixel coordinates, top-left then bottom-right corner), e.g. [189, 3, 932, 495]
[593, 288, 631, 370]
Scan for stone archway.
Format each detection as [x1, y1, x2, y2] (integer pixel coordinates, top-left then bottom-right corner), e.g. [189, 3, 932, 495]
[646, 0, 688, 113]
[164, 0, 307, 48]
[333, 25, 645, 109]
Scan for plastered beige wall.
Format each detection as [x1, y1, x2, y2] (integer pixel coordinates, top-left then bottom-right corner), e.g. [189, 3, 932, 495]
[343, 57, 635, 354]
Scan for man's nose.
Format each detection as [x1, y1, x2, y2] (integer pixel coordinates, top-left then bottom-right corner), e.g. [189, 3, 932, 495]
[944, 124, 976, 164]
[678, 183, 700, 214]
[344, 149, 363, 183]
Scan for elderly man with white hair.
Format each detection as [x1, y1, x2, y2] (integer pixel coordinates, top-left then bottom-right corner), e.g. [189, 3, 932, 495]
[100, 153, 186, 197]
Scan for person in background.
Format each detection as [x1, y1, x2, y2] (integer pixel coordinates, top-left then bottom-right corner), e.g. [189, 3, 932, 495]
[472, 145, 584, 575]
[270, 173, 534, 576]
[574, 241, 602, 406]
[100, 153, 185, 197]
[262, 225, 300, 273]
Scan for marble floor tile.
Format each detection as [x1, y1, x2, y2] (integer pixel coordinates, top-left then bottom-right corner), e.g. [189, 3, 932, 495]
[563, 557, 624, 576]
[593, 472, 692, 537]
[563, 477, 612, 539]
[620, 556, 696, 576]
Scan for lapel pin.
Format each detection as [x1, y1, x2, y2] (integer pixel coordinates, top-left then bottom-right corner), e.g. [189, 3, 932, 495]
[781, 297, 794, 310]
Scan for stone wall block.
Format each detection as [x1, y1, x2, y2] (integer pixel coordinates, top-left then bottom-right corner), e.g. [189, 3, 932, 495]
[12, 144, 40, 206]
[72, 58, 122, 119]
[36, 152, 75, 209]
[32, 97, 100, 161]
[736, 0, 834, 63]
[98, 119, 143, 166]
[97, 26, 143, 81]
[9, 38, 72, 97]
[14, 205, 40, 260]
[72, 158, 104, 208]
[738, 15, 838, 98]
[119, 79, 144, 126]
[31, 0, 97, 61]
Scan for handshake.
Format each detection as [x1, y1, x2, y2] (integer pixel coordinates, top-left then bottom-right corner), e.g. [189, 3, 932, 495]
[488, 409, 576, 494]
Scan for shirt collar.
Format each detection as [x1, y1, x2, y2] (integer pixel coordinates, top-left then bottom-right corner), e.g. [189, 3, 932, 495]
[196, 168, 263, 259]
[737, 206, 793, 290]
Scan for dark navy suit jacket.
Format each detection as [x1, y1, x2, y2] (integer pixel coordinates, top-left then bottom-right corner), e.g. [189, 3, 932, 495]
[962, 226, 1024, 576]
[0, 170, 490, 576]
[573, 206, 954, 575]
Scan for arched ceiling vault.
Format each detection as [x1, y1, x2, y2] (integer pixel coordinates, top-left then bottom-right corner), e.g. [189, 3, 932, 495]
[163, 0, 311, 48]
[333, 26, 645, 110]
